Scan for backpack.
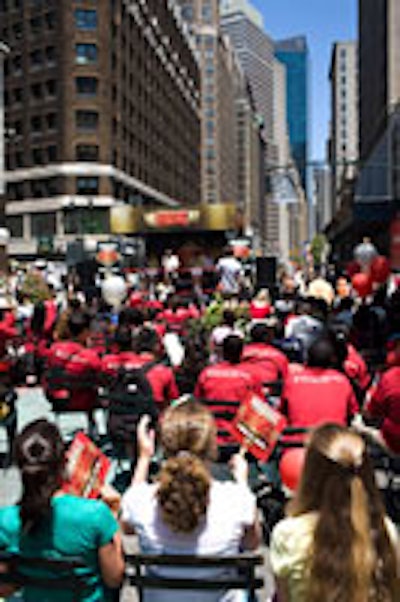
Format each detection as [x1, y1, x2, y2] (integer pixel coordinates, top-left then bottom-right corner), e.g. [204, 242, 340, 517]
[106, 362, 158, 443]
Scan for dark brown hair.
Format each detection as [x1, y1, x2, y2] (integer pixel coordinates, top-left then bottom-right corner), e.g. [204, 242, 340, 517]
[289, 424, 397, 602]
[157, 401, 217, 533]
[14, 420, 65, 533]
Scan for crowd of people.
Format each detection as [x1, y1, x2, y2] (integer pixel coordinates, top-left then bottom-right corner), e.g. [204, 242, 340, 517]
[0, 254, 399, 601]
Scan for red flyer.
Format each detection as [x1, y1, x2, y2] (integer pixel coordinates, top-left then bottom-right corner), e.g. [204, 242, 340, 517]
[63, 432, 111, 499]
[229, 394, 287, 462]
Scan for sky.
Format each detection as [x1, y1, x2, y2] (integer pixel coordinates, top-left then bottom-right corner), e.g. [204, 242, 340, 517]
[250, 0, 357, 161]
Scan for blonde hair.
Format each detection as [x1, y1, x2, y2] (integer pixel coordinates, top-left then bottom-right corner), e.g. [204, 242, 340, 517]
[157, 401, 217, 533]
[290, 424, 397, 602]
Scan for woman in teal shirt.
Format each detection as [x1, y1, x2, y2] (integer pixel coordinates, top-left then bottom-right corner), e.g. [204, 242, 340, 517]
[0, 419, 124, 601]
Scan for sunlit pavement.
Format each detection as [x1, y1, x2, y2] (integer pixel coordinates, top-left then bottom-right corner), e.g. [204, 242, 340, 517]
[0, 388, 274, 601]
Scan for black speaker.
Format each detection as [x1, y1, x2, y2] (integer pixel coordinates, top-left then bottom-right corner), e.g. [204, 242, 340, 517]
[256, 257, 277, 290]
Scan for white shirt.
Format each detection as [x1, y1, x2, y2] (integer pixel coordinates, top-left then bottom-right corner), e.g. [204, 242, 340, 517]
[121, 480, 257, 602]
[217, 257, 242, 294]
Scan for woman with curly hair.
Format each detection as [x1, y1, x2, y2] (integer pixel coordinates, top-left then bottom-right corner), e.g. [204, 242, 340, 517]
[121, 400, 261, 601]
[270, 423, 399, 602]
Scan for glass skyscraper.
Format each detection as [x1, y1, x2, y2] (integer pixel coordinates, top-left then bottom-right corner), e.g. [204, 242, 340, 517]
[275, 36, 309, 194]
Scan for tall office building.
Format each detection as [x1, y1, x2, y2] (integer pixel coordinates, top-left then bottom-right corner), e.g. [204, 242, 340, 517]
[235, 72, 264, 241]
[220, 0, 275, 153]
[313, 166, 332, 233]
[1, 1, 200, 255]
[275, 36, 309, 194]
[177, 0, 240, 206]
[329, 41, 358, 215]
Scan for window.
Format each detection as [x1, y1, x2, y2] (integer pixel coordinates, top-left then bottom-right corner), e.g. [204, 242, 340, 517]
[76, 144, 99, 161]
[76, 43, 98, 65]
[31, 83, 42, 100]
[75, 76, 98, 96]
[76, 176, 99, 195]
[75, 9, 97, 30]
[30, 49, 43, 68]
[15, 151, 24, 167]
[14, 87, 23, 103]
[47, 145, 57, 162]
[46, 79, 57, 96]
[32, 148, 44, 165]
[64, 207, 110, 235]
[31, 116, 41, 133]
[6, 216, 23, 238]
[46, 113, 57, 130]
[45, 45, 56, 63]
[76, 110, 98, 130]
[31, 212, 56, 237]
[13, 54, 22, 72]
[45, 12, 55, 30]
[30, 16, 42, 35]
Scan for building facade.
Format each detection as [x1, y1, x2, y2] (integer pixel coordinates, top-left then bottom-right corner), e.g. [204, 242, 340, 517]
[275, 36, 309, 195]
[358, 0, 400, 161]
[1, 0, 201, 255]
[220, 0, 275, 154]
[0, 41, 8, 200]
[313, 166, 332, 233]
[235, 71, 263, 242]
[177, 0, 241, 206]
[329, 41, 358, 216]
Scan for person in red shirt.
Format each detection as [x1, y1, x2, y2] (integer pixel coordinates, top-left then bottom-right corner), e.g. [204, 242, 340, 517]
[330, 321, 371, 393]
[281, 337, 359, 431]
[45, 312, 102, 428]
[249, 289, 272, 320]
[361, 365, 400, 454]
[241, 322, 288, 392]
[195, 336, 260, 449]
[103, 327, 178, 411]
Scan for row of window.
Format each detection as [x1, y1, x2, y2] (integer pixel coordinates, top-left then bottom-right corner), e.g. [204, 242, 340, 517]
[5, 80, 57, 105]
[6, 208, 110, 239]
[1, 8, 95, 37]
[4, 46, 56, 76]
[6, 144, 99, 169]
[7, 176, 99, 200]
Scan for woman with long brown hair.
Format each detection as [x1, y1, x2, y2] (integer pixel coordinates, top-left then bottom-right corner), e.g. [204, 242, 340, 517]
[121, 399, 261, 601]
[270, 423, 399, 602]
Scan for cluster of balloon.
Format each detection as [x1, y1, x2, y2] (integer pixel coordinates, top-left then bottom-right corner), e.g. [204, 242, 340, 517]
[349, 239, 391, 298]
[279, 448, 306, 492]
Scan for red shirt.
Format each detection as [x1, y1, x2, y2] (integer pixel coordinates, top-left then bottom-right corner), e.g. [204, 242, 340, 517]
[366, 367, 400, 453]
[281, 366, 358, 429]
[102, 352, 179, 408]
[241, 343, 289, 386]
[45, 341, 101, 411]
[195, 361, 259, 446]
[344, 344, 370, 391]
[195, 362, 259, 402]
[249, 302, 271, 320]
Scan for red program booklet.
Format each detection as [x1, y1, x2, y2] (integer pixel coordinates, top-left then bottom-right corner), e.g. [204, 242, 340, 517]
[229, 394, 287, 462]
[63, 432, 111, 499]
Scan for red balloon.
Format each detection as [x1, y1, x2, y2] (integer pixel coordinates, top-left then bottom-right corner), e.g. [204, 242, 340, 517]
[352, 273, 373, 298]
[347, 260, 361, 278]
[279, 448, 306, 492]
[370, 255, 390, 284]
